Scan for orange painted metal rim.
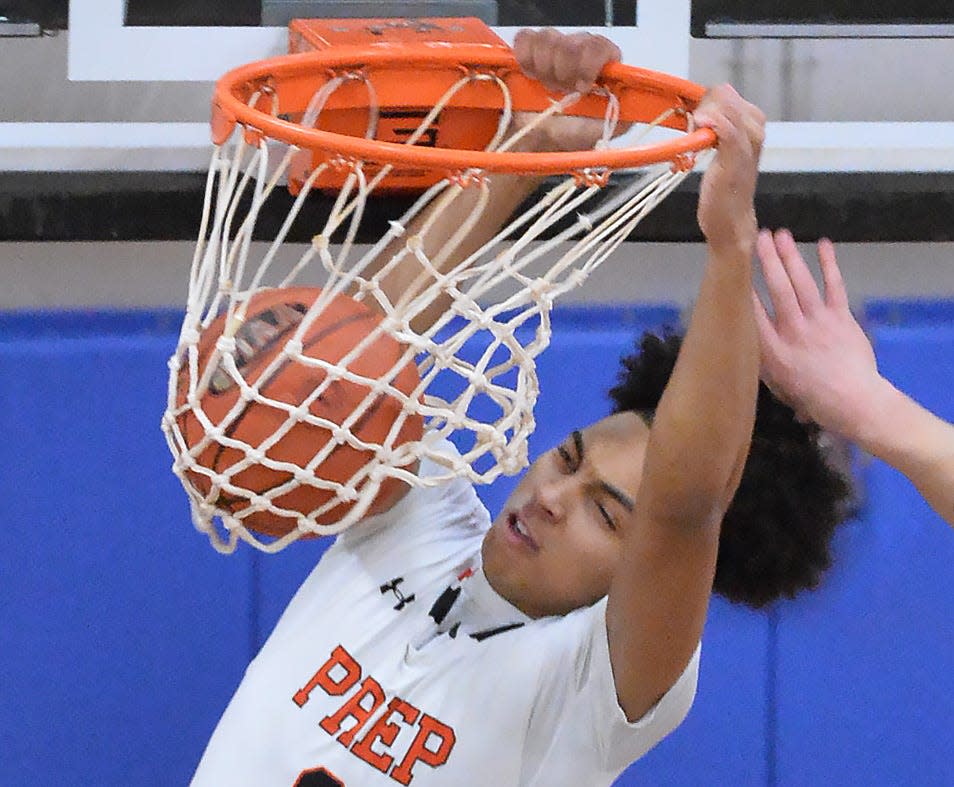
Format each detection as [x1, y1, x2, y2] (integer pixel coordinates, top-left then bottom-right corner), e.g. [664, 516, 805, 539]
[211, 45, 717, 176]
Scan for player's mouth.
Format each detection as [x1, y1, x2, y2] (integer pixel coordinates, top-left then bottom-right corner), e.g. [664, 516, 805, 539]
[507, 511, 539, 551]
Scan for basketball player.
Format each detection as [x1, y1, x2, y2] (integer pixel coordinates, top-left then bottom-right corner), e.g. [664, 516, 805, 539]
[192, 29, 848, 786]
[754, 229, 954, 531]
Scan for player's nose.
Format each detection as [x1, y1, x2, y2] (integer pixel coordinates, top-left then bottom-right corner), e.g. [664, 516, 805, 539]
[529, 477, 570, 525]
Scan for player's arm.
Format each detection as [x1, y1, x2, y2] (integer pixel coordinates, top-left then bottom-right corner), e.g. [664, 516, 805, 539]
[754, 232, 954, 530]
[370, 29, 623, 332]
[606, 86, 764, 722]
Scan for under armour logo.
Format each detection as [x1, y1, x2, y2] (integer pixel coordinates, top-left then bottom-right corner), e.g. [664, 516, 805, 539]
[380, 577, 415, 611]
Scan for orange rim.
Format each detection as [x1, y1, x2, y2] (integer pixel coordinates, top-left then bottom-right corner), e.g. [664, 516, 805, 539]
[211, 45, 717, 176]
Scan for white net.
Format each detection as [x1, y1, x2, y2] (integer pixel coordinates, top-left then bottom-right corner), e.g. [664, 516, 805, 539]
[161, 65, 707, 553]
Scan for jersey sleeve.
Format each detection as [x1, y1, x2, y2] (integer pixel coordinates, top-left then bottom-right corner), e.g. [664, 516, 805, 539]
[522, 598, 700, 781]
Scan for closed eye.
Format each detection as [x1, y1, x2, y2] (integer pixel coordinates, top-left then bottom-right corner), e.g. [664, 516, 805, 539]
[596, 501, 617, 531]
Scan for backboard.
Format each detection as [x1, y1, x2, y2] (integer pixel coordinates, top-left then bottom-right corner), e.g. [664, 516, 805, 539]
[1, 0, 953, 244]
[69, 0, 686, 82]
[54, 0, 954, 170]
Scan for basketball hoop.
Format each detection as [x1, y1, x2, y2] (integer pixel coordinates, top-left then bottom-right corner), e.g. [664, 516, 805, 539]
[161, 18, 717, 553]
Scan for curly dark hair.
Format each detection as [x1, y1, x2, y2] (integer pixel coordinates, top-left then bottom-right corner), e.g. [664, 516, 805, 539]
[609, 330, 853, 608]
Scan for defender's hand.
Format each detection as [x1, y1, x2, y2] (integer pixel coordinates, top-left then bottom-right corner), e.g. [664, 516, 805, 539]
[510, 28, 624, 152]
[693, 85, 765, 256]
[753, 230, 887, 438]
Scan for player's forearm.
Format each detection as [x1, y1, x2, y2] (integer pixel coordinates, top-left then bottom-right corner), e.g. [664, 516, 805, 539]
[642, 242, 759, 527]
[370, 113, 613, 333]
[375, 169, 543, 334]
[368, 120, 554, 334]
[854, 381, 954, 529]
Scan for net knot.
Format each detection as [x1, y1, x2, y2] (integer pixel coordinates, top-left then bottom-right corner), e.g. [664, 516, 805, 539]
[311, 234, 329, 251]
[499, 453, 525, 475]
[671, 152, 696, 173]
[572, 168, 611, 188]
[194, 498, 220, 523]
[202, 424, 225, 444]
[565, 269, 587, 288]
[336, 485, 359, 503]
[180, 326, 201, 346]
[246, 492, 271, 512]
[244, 447, 266, 465]
[449, 169, 487, 189]
[208, 471, 230, 492]
[293, 466, 314, 484]
[329, 153, 359, 175]
[528, 278, 555, 301]
[237, 378, 257, 402]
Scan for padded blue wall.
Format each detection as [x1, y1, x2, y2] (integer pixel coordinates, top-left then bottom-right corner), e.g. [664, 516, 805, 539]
[2, 301, 952, 786]
[0, 323, 252, 786]
[774, 302, 954, 787]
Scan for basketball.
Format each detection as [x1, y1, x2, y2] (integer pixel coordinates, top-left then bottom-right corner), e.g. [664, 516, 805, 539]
[176, 286, 423, 537]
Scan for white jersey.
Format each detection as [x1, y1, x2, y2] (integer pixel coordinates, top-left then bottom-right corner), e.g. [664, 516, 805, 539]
[193, 438, 699, 787]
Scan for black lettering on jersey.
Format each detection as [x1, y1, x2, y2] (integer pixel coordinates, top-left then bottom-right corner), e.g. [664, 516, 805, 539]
[294, 766, 344, 786]
[380, 577, 415, 611]
[427, 585, 460, 624]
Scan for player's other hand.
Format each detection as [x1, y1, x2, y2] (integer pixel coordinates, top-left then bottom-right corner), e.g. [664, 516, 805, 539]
[693, 85, 765, 256]
[510, 28, 623, 152]
[753, 230, 887, 439]
[513, 28, 621, 95]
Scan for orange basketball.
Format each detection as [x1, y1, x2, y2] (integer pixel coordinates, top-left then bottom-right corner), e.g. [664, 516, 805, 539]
[175, 287, 423, 537]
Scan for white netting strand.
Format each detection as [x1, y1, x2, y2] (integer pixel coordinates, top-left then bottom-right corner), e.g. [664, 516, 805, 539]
[161, 64, 708, 553]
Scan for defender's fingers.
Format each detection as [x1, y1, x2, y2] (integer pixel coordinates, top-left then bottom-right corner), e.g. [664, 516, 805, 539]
[817, 238, 850, 311]
[774, 229, 823, 315]
[752, 287, 779, 345]
[757, 229, 802, 328]
[752, 288, 787, 392]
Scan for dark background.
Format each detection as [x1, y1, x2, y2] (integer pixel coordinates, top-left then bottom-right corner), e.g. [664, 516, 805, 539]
[6, 1, 948, 31]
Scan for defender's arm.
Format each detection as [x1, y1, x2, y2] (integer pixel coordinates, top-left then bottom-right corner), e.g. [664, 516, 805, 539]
[754, 232, 954, 531]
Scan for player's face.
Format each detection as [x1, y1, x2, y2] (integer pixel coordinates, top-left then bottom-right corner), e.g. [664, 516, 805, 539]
[482, 411, 650, 618]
